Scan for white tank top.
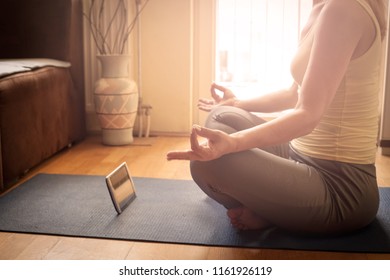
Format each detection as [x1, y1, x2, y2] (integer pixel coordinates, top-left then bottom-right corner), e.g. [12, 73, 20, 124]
[290, 0, 382, 164]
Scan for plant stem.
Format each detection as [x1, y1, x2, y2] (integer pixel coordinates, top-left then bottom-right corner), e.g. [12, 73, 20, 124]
[120, 0, 150, 54]
[83, 0, 150, 55]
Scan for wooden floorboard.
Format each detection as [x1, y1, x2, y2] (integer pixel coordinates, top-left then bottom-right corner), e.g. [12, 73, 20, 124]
[0, 135, 389, 260]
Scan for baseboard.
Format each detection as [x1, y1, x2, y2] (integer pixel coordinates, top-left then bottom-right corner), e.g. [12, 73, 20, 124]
[381, 147, 390, 156]
[86, 111, 190, 138]
[85, 110, 101, 132]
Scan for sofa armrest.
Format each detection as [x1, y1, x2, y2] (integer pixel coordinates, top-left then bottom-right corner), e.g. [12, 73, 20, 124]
[0, 130, 3, 192]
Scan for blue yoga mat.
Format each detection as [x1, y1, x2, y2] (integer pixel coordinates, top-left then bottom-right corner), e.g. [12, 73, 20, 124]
[0, 173, 389, 253]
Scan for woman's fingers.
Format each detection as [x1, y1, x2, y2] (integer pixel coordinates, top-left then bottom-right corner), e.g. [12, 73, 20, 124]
[200, 83, 236, 112]
[211, 82, 229, 93]
[198, 98, 215, 105]
[166, 126, 205, 161]
[210, 83, 222, 103]
[193, 125, 217, 141]
[198, 98, 214, 112]
[167, 149, 202, 161]
[190, 125, 202, 152]
[198, 104, 213, 112]
[167, 121, 233, 162]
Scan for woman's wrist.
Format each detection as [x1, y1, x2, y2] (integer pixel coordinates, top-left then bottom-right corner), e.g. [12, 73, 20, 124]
[232, 98, 242, 108]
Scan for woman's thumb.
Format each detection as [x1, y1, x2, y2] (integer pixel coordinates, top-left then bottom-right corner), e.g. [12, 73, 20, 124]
[193, 125, 217, 139]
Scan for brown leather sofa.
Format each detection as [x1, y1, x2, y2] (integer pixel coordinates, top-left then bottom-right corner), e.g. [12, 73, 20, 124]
[0, 0, 86, 193]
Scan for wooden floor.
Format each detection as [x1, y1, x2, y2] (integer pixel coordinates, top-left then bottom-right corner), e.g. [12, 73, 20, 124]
[0, 135, 389, 260]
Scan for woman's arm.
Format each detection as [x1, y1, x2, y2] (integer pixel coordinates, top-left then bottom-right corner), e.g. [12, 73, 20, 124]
[168, 0, 371, 161]
[235, 82, 299, 113]
[199, 82, 298, 113]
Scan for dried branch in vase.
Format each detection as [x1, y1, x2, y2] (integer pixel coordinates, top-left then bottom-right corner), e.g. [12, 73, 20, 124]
[83, 0, 150, 55]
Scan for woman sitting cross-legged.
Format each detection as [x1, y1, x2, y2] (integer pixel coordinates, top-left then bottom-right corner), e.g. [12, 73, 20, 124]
[167, 0, 387, 235]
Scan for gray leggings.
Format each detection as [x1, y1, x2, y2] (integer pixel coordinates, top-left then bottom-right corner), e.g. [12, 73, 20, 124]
[190, 106, 379, 235]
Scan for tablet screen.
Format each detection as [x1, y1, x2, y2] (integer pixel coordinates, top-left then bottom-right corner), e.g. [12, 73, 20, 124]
[105, 162, 136, 214]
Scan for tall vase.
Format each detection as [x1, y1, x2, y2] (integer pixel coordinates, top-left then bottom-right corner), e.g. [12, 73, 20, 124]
[94, 55, 139, 145]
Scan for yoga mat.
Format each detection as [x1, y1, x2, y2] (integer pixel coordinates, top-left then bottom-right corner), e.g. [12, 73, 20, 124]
[0, 173, 389, 253]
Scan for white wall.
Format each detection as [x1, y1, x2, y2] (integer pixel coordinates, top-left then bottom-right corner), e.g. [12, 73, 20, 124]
[379, 2, 390, 155]
[381, 84, 390, 154]
[139, 0, 193, 134]
[138, 0, 216, 134]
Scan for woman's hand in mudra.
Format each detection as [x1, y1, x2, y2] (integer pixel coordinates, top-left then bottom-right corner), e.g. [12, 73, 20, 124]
[166, 125, 234, 162]
[198, 82, 237, 112]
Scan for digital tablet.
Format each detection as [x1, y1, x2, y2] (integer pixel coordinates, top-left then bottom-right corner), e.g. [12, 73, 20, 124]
[105, 162, 136, 214]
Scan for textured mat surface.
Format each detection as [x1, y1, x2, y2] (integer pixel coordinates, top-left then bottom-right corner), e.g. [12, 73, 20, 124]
[0, 173, 390, 253]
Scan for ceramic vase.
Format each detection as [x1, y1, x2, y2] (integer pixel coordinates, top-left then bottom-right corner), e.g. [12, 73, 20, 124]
[94, 55, 139, 145]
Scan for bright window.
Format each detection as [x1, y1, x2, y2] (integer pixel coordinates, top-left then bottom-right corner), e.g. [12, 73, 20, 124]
[215, 0, 312, 98]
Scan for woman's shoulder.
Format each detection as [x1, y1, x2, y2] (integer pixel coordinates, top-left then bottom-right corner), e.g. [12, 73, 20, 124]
[317, 0, 374, 38]
[323, 0, 374, 21]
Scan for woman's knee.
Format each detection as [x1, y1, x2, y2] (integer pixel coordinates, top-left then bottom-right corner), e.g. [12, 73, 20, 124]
[190, 160, 212, 187]
[190, 159, 226, 194]
[190, 159, 241, 208]
[205, 106, 265, 133]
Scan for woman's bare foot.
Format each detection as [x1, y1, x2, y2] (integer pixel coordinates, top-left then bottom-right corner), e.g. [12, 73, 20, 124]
[227, 207, 271, 231]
